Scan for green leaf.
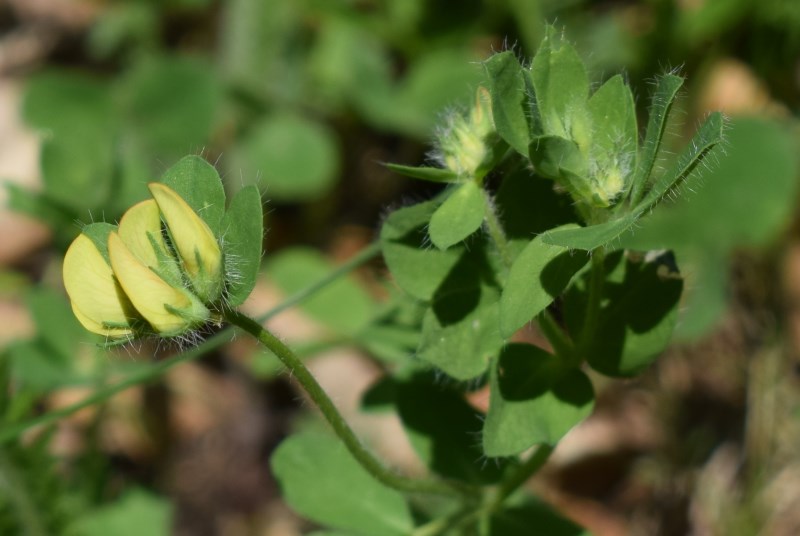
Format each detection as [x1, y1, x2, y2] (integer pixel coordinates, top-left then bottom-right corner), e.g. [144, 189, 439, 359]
[395, 49, 485, 137]
[121, 55, 221, 156]
[530, 27, 590, 144]
[490, 499, 588, 535]
[67, 490, 171, 536]
[622, 117, 798, 340]
[356, 291, 425, 364]
[628, 74, 683, 204]
[483, 344, 594, 457]
[23, 71, 116, 211]
[8, 340, 74, 390]
[221, 185, 263, 306]
[484, 51, 535, 155]
[383, 163, 458, 183]
[266, 248, 373, 336]
[380, 200, 464, 301]
[428, 182, 487, 250]
[500, 229, 589, 338]
[417, 242, 504, 380]
[309, 18, 393, 113]
[4, 183, 74, 240]
[271, 431, 414, 536]
[23, 70, 114, 134]
[27, 289, 84, 360]
[637, 112, 725, 212]
[541, 213, 638, 251]
[587, 74, 637, 193]
[566, 252, 683, 376]
[40, 133, 115, 212]
[392, 372, 506, 484]
[160, 155, 227, 235]
[236, 113, 339, 201]
[529, 135, 586, 180]
[419, 282, 502, 380]
[529, 135, 594, 204]
[493, 169, 577, 259]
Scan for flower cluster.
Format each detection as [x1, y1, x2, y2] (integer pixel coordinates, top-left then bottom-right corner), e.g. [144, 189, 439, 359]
[63, 182, 223, 340]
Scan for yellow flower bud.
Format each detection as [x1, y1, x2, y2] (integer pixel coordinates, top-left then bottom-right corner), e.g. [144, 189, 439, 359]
[435, 87, 504, 180]
[118, 199, 165, 269]
[148, 183, 223, 302]
[63, 233, 134, 339]
[118, 199, 183, 286]
[108, 232, 209, 337]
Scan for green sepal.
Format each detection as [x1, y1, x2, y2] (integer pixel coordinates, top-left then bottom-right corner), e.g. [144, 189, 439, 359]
[221, 185, 264, 307]
[384, 163, 459, 183]
[636, 112, 725, 212]
[628, 74, 684, 205]
[160, 155, 227, 236]
[80, 222, 118, 263]
[146, 230, 183, 288]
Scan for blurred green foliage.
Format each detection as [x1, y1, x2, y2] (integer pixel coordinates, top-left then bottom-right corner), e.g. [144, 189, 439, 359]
[2, 0, 800, 534]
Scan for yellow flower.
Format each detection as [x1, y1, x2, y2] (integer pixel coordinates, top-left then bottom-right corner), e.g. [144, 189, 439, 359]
[118, 199, 183, 286]
[63, 232, 135, 339]
[108, 231, 209, 337]
[148, 183, 223, 302]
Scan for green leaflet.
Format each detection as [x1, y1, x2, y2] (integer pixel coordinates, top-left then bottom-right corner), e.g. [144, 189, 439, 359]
[271, 431, 414, 536]
[428, 182, 488, 250]
[221, 185, 263, 307]
[484, 51, 536, 156]
[500, 227, 589, 338]
[160, 155, 227, 236]
[483, 344, 594, 457]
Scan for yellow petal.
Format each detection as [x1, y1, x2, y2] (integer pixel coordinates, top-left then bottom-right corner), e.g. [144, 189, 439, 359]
[108, 232, 208, 336]
[63, 233, 133, 337]
[71, 301, 134, 339]
[148, 182, 223, 302]
[118, 199, 166, 269]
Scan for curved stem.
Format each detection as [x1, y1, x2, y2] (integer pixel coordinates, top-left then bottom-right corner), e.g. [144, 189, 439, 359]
[0, 243, 383, 445]
[224, 309, 480, 500]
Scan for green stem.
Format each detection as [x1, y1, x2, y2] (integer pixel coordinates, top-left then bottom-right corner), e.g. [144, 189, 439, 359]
[482, 189, 514, 270]
[491, 443, 553, 508]
[411, 505, 477, 536]
[224, 309, 479, 500]
[413, 444, 555, 535]
[0, 243, 383, 445]
[538, 311, 574, 360]
[577, 249, 606, 362]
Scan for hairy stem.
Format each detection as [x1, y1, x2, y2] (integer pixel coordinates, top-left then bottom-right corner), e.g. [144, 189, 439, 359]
[482, 189, 514, 270]
[224, 309, 479, 499]
[0, 243, 383, 445]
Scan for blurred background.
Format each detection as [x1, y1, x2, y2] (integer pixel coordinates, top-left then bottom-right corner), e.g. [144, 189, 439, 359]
[1, 0, 799, 534]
